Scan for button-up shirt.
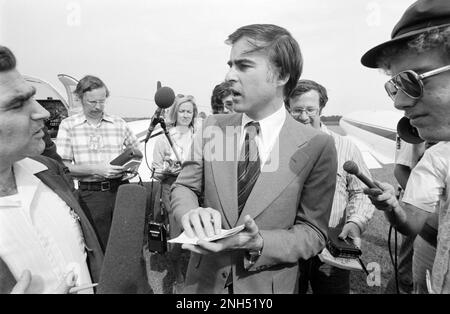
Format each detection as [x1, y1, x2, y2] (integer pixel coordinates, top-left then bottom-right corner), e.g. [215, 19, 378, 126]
[321, 124, 375, 232]
[0, 158, 92, 293]
[241, 104, 286, 171]
[56, 112, 140, 181]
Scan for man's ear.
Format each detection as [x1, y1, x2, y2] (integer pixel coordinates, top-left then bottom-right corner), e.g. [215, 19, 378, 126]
[277, 73, 290, 87]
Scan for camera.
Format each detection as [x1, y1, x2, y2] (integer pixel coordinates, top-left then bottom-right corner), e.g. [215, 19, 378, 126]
[147, 221, 168, 254]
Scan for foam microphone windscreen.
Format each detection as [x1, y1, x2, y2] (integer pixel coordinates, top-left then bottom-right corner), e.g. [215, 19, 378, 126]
[154, 86, 175, 109]
[97, 184, 152, 294]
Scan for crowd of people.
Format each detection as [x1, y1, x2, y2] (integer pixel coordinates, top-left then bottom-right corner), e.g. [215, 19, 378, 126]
[1, 0, 450, 294]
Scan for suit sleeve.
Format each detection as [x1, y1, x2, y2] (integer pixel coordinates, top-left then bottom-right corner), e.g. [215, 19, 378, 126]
[249, 134, 337, 269]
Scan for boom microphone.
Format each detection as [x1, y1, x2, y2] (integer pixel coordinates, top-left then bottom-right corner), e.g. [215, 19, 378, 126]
[143, 85, 175, 143]
[343, 160, 378, 189]
[98, 184, 152, 294]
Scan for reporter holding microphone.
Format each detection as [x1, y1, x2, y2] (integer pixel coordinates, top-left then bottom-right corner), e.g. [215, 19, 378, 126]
[361, 0, 450, 294]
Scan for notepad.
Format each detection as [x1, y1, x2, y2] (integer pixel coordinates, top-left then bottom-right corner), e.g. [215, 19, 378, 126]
[168, 224, 245, 245]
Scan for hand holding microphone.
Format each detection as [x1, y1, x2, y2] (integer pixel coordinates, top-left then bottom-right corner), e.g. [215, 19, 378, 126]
[344, 160, 399, 213]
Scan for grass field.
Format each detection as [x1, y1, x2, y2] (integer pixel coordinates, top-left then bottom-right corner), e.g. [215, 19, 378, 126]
[143, 124, 400, 294]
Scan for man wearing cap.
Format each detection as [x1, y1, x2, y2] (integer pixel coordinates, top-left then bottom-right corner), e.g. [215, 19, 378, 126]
[362, 0, 450, 294]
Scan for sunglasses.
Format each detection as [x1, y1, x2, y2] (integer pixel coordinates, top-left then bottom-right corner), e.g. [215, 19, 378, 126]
[385, 65, 450, 100]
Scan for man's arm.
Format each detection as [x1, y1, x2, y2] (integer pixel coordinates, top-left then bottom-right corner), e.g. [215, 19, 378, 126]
[365, 181, 429, 235]
[249, 134, 337, 268]
[341, 142, 375, 243]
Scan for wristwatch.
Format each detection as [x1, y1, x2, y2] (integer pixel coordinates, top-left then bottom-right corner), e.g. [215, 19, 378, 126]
[246, 248, 262, 265]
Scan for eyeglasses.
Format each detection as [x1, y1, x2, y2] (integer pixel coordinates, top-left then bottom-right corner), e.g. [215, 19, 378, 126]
[385, 65, 450, 100]
[86, 99, 107, 106]
[291, 108, 318, 116]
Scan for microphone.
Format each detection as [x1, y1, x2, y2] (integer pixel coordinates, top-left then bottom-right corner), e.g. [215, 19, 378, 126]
[143, 85, 175, 143]
[98, 184, 152, 294]
[343, 160, 378, 189]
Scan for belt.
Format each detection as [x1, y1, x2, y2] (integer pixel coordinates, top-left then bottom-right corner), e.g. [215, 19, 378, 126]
[419, 222, 438, 248]
[78, 179, 127, 192]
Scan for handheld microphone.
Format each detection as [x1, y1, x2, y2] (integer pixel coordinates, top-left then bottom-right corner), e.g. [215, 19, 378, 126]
[343, 160, 378, 189]
[143, 85, 175, 143]
[98, 184, 152, 294]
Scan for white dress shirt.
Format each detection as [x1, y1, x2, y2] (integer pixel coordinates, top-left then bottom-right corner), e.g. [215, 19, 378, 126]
[240, 104, 286, 171]
[0, 158, 93, 293]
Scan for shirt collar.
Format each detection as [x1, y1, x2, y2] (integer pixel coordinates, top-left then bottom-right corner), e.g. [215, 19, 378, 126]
[241, 104, 286, 141]
[16, 157, 48, 174]
[0, 158, 47, 208]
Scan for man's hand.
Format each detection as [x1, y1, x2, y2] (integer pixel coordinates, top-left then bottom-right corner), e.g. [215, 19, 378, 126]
[181, 207, 222, 239]
[339, 222, 362, 248]
[363, 180, 400, 213]
[182, 215, 263, 255]
[10, 270, 77, 294]
[95, 162, 125, 178]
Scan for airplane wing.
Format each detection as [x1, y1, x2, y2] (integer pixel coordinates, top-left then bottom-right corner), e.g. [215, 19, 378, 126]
[339, 111, 401, 169]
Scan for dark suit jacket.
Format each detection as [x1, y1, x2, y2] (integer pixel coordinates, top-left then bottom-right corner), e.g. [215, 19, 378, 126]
[0, 156, 104, 293]
[171, 112, 337, 293]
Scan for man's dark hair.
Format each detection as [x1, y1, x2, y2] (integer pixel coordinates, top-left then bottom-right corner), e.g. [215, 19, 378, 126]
[74, 75, 110, 99]
[287, 79, 328, 110]
[211, 81, 232, 114]
[0, 46, 16, 72]
[226, 24, 303, 97]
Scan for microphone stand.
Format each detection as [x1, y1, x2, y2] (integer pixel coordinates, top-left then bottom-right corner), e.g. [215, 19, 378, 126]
[141, 116, 182, 163]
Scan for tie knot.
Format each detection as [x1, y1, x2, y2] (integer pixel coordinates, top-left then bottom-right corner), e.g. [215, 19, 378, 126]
[245, 121, 260, 137]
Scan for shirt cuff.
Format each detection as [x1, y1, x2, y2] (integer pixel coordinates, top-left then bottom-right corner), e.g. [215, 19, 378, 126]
[346, 215, 367, 233]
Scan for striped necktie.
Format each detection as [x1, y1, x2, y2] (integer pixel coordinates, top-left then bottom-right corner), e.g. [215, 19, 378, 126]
[237, 121, 261, 216]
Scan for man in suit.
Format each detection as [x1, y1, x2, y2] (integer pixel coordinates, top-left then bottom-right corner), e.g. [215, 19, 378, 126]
[0, 45, 103, 293]
[171, 24, 337, 294]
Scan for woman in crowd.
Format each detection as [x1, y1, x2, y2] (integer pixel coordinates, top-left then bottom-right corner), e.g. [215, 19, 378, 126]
[151, 94, 198, 293]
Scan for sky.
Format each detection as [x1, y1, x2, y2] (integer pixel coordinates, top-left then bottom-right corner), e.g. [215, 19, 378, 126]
[0, 0, 415, 118]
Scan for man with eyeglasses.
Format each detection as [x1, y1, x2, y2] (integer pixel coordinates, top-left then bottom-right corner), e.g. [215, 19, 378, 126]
[361, 0, 450, 293]
[287, 79, 374, 294]
[211, 81, 235, 114]
[57, 75, 140, 251]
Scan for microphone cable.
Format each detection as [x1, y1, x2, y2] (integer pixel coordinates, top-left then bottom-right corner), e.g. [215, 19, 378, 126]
[388, 219, 400, 294]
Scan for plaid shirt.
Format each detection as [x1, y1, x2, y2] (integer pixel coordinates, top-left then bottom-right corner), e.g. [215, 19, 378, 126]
[56, 112, 140, 181]
[321, 125, 375, 232]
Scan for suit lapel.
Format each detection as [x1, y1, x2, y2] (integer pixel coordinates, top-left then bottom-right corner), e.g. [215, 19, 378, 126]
[34, 171, 80, 211]
[209, 114, 242, 228]
[237, 115, 310, 225]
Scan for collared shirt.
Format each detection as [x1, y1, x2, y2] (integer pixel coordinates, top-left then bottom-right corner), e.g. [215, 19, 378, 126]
[321, 125, 375, 232]
[402, 141, 450, 294]
[0, 158, 93, 293]
[240, 104, 286, 170]
[56, 112, 140, 181]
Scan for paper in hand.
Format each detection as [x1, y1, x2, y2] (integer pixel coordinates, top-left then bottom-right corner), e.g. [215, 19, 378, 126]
[168, 224, 245, 245]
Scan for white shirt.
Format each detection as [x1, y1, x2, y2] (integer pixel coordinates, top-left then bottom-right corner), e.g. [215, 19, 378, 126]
[240, 104, 286, 171]
[0, 158, 93, 293]
[402, 142, 450, 293]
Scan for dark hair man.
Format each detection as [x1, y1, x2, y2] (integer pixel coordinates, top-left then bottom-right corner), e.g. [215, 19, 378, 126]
[0, 46, 103, 293]
[171, 24, 337, 294]
[362, 0, 450, 293]
[211, 81, 234, 114]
